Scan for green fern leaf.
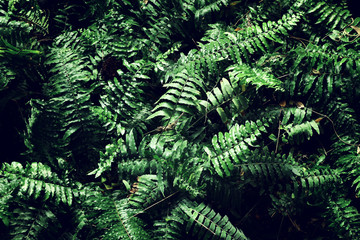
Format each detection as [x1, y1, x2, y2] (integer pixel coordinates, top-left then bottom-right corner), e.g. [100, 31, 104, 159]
[227, 64, 284, 91]
[182, 202, 248, 239]
[205, 118, 273, 177]
[1, 162, 75, 206]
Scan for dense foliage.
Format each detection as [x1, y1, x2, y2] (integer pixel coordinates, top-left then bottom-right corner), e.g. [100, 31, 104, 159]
[1, 0, 360, 239]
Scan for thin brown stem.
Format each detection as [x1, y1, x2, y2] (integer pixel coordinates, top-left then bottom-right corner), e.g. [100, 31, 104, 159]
[312, 109, 360, 148]
[128, 191, 179, 220]
[275, 109, 283, 153]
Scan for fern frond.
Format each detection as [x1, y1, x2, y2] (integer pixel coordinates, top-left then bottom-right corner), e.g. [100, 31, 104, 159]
[194, 0, 230, 21]
[326, 100, 359, 135]
[1, 162, 76, 206]
[283, 119, 320, 145]
[143, 135, 207, 198]
[330, 139, 360, 197]
[227, 63, 284, 91]
[12, 8, 49, 34]
[10, 204, 59, 240]
[324, 197, 360, 239]
[147, 136, 207, 198]
[0, 177, 16, 228]
[44, 31, 105, 169]
[292, 167, 341, 199]
[237, 149, 300, 188]
[78, 14, 154, 138]
[198, 77, 248, 124]
[24, 100, 68, 169]
[204, 118, 275, 177]
[85, 190, 151, 240]
[173, 155, 208, 198]
[118, 159, 160, 181]
[201, 9, 303, 66]
[82, 0, 113, 19]
[266, 107, 320, 146]
[0, 65, 16, 91]
[129, 174, 168, 209]
[232, 11, 303, 54]
[0, 36, 42, 57]
[182, 202, 248, 240]
[89, 129, 138, 178]
[99, 68, 151, 136]
[291, 42, 360, 77]
[148, 68, 205, 121]
[308, 1, 352, 30]
[280, 106, 320, 144]
[153, 201, 186, 239]
[7, 0, 49, 34]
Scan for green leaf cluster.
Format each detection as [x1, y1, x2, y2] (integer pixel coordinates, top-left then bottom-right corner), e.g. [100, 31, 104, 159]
[1, 0, 360, 239]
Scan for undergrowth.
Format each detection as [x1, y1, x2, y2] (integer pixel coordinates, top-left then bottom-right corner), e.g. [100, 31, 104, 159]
[1, 0, 360, 239]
